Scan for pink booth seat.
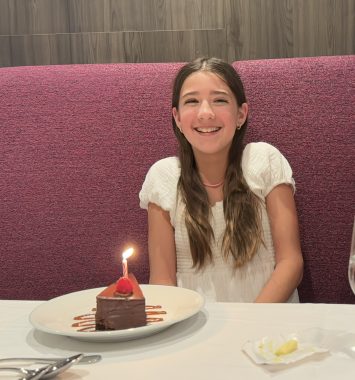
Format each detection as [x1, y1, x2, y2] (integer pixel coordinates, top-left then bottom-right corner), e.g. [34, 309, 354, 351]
[0, 56, 354, 303]
[0, 63, 180, 300]
[234, 55, 355, 304]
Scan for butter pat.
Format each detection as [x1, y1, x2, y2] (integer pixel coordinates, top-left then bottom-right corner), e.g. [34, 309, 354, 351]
[274, 339, 298, 356]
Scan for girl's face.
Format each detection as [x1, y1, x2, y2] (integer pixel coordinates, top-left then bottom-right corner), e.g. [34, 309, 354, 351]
[173, 71, 248, 159]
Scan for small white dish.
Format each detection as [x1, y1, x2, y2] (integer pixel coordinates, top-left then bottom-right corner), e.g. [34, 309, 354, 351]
[30, 285, 204, 342]
[242, 331, 329, 365]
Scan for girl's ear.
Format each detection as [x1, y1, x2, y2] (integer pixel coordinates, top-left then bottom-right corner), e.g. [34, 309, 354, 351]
[172, 107, 181, 128]
[238, 103, 248, 126]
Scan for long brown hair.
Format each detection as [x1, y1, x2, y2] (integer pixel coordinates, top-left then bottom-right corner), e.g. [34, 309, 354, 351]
[172, 57, 263, 269]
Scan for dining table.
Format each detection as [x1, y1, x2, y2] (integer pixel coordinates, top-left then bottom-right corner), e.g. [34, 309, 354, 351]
[0, 299, 354, 379]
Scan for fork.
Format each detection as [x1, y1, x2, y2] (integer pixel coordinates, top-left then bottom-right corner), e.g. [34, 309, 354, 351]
[0, 353, 83, 379]
[0, 354, 101, 365]
[0, 363, 52, 379]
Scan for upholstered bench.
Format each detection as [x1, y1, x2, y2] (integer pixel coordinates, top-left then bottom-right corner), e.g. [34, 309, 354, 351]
[1, 56, 354, 303]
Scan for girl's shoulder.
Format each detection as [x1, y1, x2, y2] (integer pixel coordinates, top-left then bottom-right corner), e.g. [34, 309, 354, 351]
[242, 141, 288, 168]
[147, 156, 180, 178]
[243, 141, 281, 158]
[242, 142, 295, 197]
[139, 157, 180, 212]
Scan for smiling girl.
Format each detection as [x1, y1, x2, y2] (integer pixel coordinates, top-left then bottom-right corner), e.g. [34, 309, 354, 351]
[139, 57, 303, 302]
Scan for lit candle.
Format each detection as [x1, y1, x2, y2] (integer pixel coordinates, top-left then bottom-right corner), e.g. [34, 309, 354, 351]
[122, 247, 134, 278]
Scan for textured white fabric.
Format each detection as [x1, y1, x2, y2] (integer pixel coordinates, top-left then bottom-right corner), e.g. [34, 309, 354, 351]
[139, 142, 299, 302]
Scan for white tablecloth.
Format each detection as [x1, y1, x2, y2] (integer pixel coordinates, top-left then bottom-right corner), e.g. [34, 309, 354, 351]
[0, 301, 354, 379]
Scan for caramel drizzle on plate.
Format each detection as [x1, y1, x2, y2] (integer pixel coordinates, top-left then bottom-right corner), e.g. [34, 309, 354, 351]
[72, 305, 166, 332]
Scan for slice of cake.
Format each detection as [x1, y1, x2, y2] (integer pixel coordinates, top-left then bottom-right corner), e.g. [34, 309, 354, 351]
[95, 273, 146, 330]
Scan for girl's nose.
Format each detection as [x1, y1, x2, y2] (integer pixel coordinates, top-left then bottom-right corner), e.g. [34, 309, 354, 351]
[198, 100, 215, 120]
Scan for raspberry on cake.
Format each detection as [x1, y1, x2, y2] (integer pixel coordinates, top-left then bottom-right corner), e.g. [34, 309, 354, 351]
[95, 273, 146, 330]
[116, 277, 133, 296]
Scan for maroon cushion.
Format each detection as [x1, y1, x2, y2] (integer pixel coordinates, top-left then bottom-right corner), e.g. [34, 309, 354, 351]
[234, 55, 355, 304]
[1, 56, 354, 303]
[0, 63, 181, 299]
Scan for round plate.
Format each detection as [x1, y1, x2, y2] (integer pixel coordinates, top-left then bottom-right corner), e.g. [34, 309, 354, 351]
[29, 285, 205, 342]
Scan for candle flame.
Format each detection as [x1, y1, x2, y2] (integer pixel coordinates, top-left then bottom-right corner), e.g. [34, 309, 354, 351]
[122, 247, 134, 260]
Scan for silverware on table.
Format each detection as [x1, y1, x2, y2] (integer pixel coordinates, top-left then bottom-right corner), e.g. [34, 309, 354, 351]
[0, 353, 83, 379]
[0, 363, 52, 380]
[0, 353, 101, 365]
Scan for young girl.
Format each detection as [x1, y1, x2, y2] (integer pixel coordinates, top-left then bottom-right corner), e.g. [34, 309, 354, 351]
[139, 57, 303, 303]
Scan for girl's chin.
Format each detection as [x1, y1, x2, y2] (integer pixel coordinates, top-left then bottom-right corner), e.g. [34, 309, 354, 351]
[192, 145, 230, 157]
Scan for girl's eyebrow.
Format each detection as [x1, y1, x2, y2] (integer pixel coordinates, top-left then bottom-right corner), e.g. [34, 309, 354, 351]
[181, 90, 230, 98]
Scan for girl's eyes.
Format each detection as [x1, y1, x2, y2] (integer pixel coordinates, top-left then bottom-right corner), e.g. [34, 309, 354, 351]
[183, 98, 229, 105]
[184, 98, 198, 104]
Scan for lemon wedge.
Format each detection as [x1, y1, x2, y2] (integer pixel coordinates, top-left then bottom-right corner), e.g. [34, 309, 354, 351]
[274, 339, 298, 356]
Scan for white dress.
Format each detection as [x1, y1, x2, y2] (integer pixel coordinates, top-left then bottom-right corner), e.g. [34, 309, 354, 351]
[139, 142, 299, 303]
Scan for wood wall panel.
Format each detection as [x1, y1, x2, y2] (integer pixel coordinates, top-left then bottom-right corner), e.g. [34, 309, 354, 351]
[68, 0, 106, 33]
[0, 0, 10, 35]
[64, 29, 225, 64]
[226, 0, 294, 60]
[0, 36, 11, 66]
[0, 0, 353, 67]
[4, 0, 69, 34]
[1, 0, 224, 34]
[167, 0, 224, 30]
[0, 29, 225, 66]
[5, 34, 72, 66]
[67, 0, 224, 32]
[344, 0, 355, 52]
[293, 0, 355, 57]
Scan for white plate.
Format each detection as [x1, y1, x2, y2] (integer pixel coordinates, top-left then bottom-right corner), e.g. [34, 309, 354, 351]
[242, 331, 329, 365]
[30, 285, 205, 342]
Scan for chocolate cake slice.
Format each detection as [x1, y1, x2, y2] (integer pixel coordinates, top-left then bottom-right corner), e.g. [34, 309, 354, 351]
[95, 273, 146, 330]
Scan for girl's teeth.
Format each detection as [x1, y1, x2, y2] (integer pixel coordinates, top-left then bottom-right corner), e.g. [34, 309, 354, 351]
[196, 127, 219, 133]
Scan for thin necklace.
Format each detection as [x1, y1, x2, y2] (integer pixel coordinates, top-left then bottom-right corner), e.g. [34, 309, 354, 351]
[202, 180, 224, 188]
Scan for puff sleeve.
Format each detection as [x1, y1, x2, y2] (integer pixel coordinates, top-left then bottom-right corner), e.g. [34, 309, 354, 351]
[139, 157, 181, 222]
[242, 142, 295, 199]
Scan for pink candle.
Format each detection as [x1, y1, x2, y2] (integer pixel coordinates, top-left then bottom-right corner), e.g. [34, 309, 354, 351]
[122, 247, 134, 278]
[122, 258, 128, 278]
